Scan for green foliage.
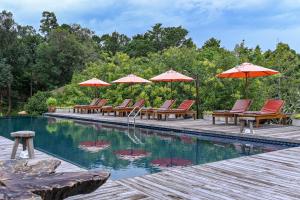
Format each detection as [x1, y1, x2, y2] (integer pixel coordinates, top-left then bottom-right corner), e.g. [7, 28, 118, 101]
[46, 97, 57, 107]
[293, 114, 300, 119]
[24, 91, 50, 115]
[1, 10, 300, 116]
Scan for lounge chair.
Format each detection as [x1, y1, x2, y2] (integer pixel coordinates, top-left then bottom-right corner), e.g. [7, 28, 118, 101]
[73, 98, 100, 113]
[237, 99, 286, 127]
[140, 100, 176, 119]
[114, 99, 145, 117]
[80, 99, 108, 113]
[101, 99, 132, 116]
[212, 99, 252, 125]
[155, 100, 196, 120]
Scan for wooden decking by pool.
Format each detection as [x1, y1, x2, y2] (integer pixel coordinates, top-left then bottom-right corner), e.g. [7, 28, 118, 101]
[2, 135, 300, 200]
[3, 113, 300, 200]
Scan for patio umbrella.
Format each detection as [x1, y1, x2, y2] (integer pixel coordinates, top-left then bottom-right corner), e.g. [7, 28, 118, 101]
[217, 63, 279, 97]
[78, 140, 111, 153]
[150, 70, 194, 98]
[79, 78, 111, 98]
[114, 149, 150, 161]
[112, 74, 151, 96]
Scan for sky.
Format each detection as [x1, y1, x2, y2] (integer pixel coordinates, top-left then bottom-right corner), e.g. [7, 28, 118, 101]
[1, 0, 300, 51]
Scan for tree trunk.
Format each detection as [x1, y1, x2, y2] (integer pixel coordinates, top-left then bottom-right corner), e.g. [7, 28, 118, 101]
[195, 75, 200, 119]
[0, 159, 110, 200]
[0, 90, 3, 114]
[7, 83, 12, 115]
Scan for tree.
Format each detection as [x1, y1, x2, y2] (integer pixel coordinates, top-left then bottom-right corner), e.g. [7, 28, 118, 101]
[0, 59, 13, 114]
[97, 31, 130, 55]
[40, 11, 58, 36]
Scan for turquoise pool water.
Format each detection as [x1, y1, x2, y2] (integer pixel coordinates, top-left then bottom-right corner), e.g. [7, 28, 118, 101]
[0, 117, 285, 180]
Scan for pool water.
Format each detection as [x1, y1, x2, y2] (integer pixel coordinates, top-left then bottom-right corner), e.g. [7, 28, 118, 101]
[0, 117, 285, 180]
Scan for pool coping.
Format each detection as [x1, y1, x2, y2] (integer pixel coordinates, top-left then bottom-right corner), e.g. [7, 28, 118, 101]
[44, 113, 300, 147]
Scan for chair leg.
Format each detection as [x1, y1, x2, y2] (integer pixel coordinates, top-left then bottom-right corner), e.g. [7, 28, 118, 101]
[27, 138, 35, 159]
[212, 116, 215, 124]
[11, 138, 19, 159]
[225, 116, 228, 125]
[256, 119, 260, 128]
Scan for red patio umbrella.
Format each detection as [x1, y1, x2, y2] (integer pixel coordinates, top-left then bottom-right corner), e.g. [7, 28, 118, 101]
[217, 63, 279, 97]
[79, 78, 111, 97]
[150, 70, 194, 98]
[78, 141, 111, 153]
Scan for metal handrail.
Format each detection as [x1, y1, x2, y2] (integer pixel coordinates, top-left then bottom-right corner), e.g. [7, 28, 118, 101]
[127, 106, 144, 128]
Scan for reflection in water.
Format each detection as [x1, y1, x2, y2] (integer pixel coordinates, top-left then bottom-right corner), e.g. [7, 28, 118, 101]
[79, 141, 111, 153]
[0, 117, 286, 180]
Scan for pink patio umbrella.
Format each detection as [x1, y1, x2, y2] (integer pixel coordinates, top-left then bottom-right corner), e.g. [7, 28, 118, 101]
[78, 140, 111, 153]
[112, 74, 151, 96]
[217, 63, 279, 97]
[150, 70, 194, 98]
[151, 158, 192, 169]
[79, 78, 111, 97]
[114, 149, 150, 161]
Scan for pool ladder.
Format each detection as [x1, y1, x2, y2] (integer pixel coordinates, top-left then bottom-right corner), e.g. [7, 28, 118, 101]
[127, 106, 144, 128]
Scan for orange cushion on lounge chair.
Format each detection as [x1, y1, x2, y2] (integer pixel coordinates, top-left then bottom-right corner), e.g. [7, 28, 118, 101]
[230, 99, 252, 113]
[177, 100, 195, 111]
[260, 99, 284, 114]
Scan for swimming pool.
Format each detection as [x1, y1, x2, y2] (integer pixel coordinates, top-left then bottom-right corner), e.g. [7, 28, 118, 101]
[0, 116, 285, 180]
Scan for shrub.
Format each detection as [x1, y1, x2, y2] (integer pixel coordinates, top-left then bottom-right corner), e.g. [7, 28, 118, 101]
[293, 114, 300, 119]
[24, 91, 50, 115]
[46, 97, 57, 107]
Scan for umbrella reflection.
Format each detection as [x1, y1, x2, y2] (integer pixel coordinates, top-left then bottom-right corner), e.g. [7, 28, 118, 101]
[151, 158, 192, 169]
[114, 149, 150, 161]
[79, 141, 111, 153]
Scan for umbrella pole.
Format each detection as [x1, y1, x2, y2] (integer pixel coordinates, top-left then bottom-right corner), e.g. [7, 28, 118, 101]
[170, 82, 173, 99]
[245, 73, 248, 98]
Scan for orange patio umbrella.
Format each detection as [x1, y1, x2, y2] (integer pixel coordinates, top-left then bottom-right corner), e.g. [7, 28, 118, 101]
[79, 78, 111, 97]
[112, 74, 151, 96]
[217, 63, 279, 97]
[150, 69, 194, 98]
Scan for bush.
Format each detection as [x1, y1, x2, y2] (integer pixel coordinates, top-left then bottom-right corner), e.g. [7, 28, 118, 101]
[293, 114, 300, 119]
[24, 91, 50, 115]
[46, 97, 57, 107]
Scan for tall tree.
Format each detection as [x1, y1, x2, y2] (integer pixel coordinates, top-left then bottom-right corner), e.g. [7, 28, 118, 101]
[97, 31, 130, 55]
[0, 59, 13, 114]
[40, 11, 58, 36]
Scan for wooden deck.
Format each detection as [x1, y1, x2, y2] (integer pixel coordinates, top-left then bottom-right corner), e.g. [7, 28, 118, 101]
[2, 113, 300, 199]
[46, 112, 300, 144]
[2, 135, 300, 200]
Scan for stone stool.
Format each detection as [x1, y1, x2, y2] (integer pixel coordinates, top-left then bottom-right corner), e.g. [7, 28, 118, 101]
[239, 117, 255, 134]
[10, 131, 35, 159]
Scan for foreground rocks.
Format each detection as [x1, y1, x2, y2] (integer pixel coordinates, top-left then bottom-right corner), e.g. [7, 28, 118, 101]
[0, 159, 110, 200]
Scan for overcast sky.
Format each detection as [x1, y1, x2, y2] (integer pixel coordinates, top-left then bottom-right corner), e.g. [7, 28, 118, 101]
[1, 0, 300, 51]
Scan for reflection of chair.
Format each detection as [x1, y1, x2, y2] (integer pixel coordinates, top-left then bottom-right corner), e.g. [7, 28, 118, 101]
[140, 100, 176, 119]
[114, 99, 145, 117]
[101, 99, 132, 116]
[80, 99, 108, 113]
[212, 99, 252, 125]
[155, 100, 196, 120]
[238, 99, 286, 127]
[73, 98, 99, 113]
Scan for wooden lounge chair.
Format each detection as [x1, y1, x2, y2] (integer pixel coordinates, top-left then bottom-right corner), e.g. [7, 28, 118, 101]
[140, 100, 176, 119]
[237, 99, 286, 127]
[101, 99, 132, 116]
[114, 99, 145, 117]
[80, 99, 108, 113]
[73, 98, 100, 113]
[155, 100, 196, 120]
[212, 99, 252, 125]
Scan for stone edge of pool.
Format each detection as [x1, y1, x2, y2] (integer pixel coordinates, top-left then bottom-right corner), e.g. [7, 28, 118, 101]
[44, 113, 300, 147]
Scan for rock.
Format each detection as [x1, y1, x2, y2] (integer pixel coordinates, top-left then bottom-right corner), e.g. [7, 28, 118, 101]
[0, 159, 110, 200]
